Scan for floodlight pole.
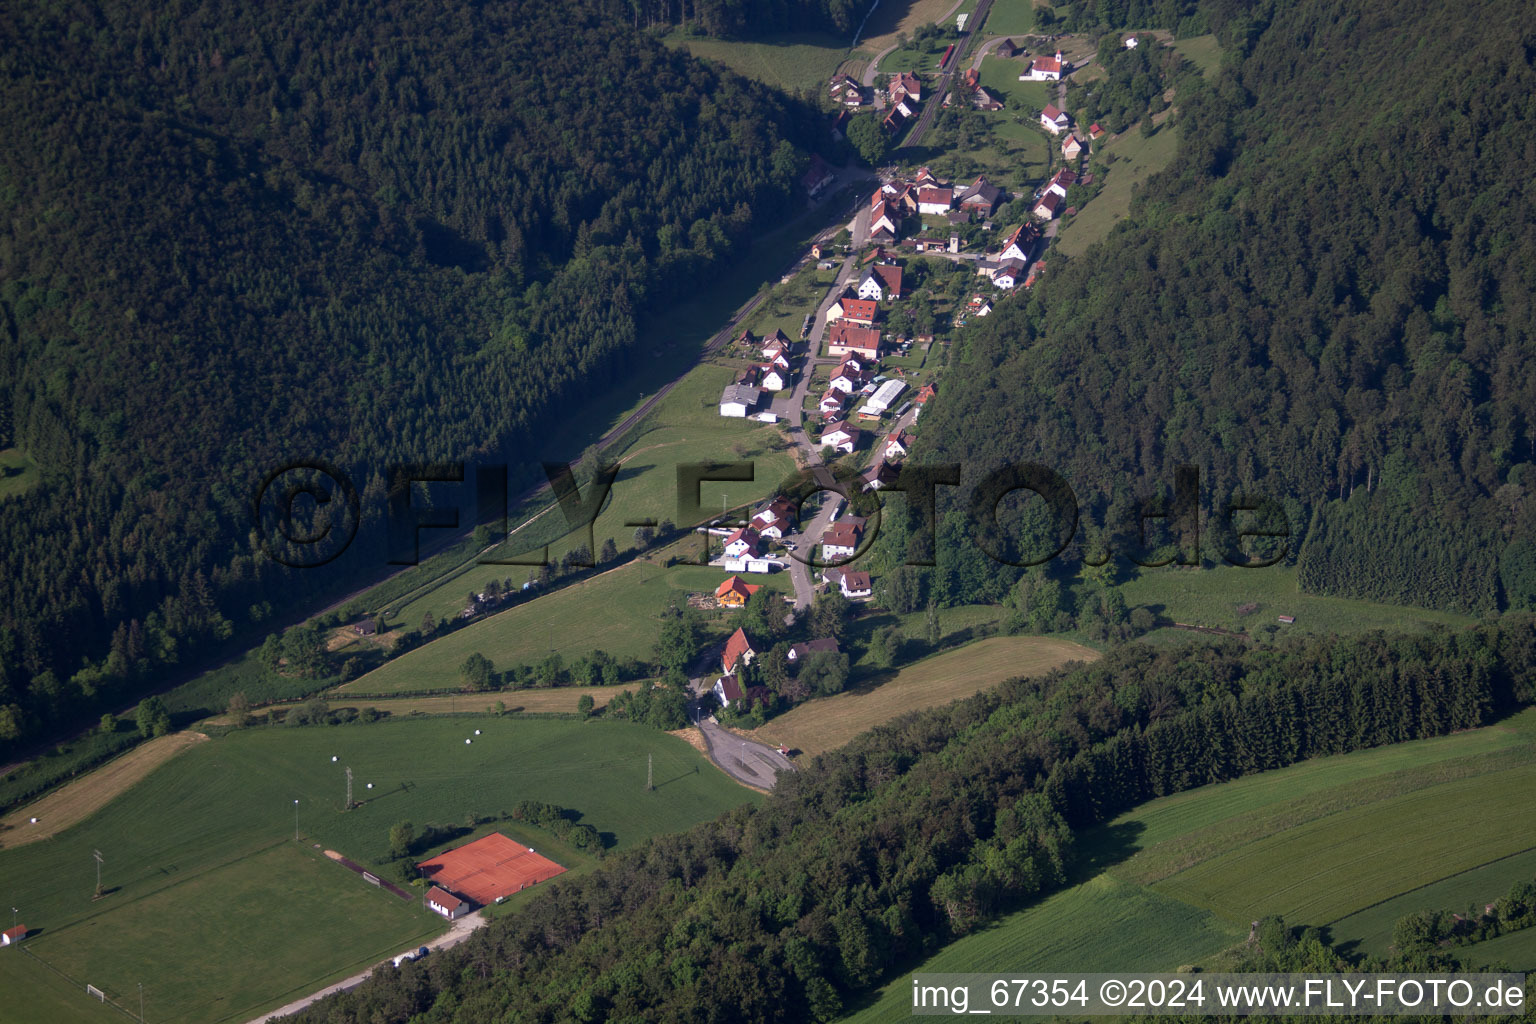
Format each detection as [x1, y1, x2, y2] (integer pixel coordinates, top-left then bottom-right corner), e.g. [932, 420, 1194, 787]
[294, 799, 300, 841]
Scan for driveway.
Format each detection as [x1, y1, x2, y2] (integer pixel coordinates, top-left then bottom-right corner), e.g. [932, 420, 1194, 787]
[687, 696, 796, 790]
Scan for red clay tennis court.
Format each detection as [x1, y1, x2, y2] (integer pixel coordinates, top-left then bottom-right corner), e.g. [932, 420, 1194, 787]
[417, 832, 566, 905]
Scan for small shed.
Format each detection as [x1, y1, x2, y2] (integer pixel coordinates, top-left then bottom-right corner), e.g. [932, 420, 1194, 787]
[2, 925, 26, 946]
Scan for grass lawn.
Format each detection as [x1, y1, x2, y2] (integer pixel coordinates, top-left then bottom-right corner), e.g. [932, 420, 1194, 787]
[1115, 564, 1475, 641]
[980, 0, 1036, 36]
[843, 873, 1242, 1022]
[0, 949, 127, 1024]
[912, 64, 1052, 193]
[1172, 34, 1223, 77]
[877, 41, 949, 75]
[293, 688, 631, 716]
[0, 446, 40, 500]
[355, 561, 785, 691]
[384, 359, 797, 629]
[1054, 122, 1180, 257]
[663, 31, 851, 94]
[1326, 847, 1536, 962]
[0, 717, 753, 1022]
[749, 634, 1096, 756]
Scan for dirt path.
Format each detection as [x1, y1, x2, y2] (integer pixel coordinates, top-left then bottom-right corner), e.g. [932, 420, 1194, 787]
[0, 732, 208, 848]
[245, 910, 488, 1024]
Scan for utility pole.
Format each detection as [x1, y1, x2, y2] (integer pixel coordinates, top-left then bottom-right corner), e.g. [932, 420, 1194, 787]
[345, 767, 354, 810]
[93, 849, 104, 897]
[293, 799, 300, 841]
[139, 981, 144, 1023]
[646, 754, 653, 792]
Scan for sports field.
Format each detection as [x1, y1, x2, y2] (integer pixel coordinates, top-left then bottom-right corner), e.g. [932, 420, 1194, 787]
[419, 832, 565, 903]
[845, 707, 1536, 1020]
[0, 717, 754, 1023]
[749, 636, 1096, 756]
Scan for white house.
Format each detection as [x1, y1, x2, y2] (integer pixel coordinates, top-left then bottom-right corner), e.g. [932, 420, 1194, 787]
[1062, 134, 1084, 160]
[884, 431, 912, 459]
[870, 200, 900, 237]
[838, 570, 874, 599]
[427, 886, 470, 920]
[760, 367, 788, 392]
[821, 518, 863, 561]
[993, 259, 1027, 289]
[1124, 35, 1139, 48]
[724, 526, 761, 559]
[820, 421, 860, 454]
[712, 674, 744, 708]
[719, 383, 762, 418]
[1033, 191, 1064, 220]
[916, 186, 954, 215]
[820, 389, 848, 414]
[856, 268, 885, 301]
[1045, 168, 1078, 199]
[829, 369, 861, 394]
[722, 627, 756, 673]
[1040, 104, 1070, 133]
[999, 222, 1040, 262]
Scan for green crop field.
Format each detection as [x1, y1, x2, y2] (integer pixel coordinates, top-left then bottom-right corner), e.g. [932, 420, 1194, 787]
[1055, 123, 1180, 257]
[1115, 564, 1474, 641]
[0, 718, 755, 1023]
[840, 709, 1536, 1022]
[353, 560, 790, 693]
[1459, 927, 1536, 971]
[1327, 847, 1536, 961]
[844, 873, 1242, 1022]
[664, 31, 851, 94]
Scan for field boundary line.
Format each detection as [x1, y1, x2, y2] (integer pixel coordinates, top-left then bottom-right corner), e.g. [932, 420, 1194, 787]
[1319, 844, 1536, 927]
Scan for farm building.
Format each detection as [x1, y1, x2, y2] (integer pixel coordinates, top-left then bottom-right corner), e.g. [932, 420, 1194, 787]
[718, 383, 762, 418]
[863, 378, 907, 415]
[2, 925, 26, 945]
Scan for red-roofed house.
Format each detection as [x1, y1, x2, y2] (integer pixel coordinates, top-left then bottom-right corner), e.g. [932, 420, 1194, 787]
[857, 263, 905, 301]
[1062, 134, 1084, 160]
[802, 154, 834, 197]
[1045, 168, 1078, 199]
[872, 263, 904, 299]
[826, 296, 879, 326]
[724, 526, 761, 559]
[884, 431, 912, 459]
[917, 187, 955, 215]
[722, 627, 757, 673]
[1039, 105, 1070, 133]
[820, 390, 847, 415]
[870, 200, 900, 237]
[821, 518, 864, 560]
[716, 575, 763, 608]
[1089, 122, 1105, 140]
[999, 221, 1041, 262]
[427, 886, 470, 920]
[891, 72, 922, 103]
[827, 322, 881, 360]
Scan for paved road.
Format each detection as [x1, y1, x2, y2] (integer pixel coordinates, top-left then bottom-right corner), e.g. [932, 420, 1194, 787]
[688, 699, 796, 789]
[248, 908, 488, 1024]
